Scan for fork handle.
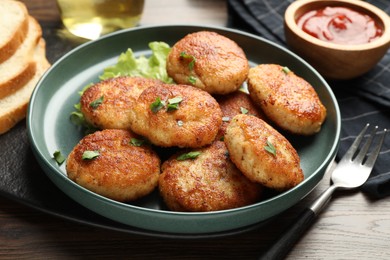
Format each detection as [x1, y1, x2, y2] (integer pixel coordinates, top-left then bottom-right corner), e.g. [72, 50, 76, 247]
[259, 208, 316, 260]
[259, 185, 337, 260]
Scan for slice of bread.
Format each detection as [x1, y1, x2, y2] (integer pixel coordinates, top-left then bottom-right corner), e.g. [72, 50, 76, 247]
[0, 16, 41, 99]
[0, 0, 29, 63]
[0, 39, 50, 134]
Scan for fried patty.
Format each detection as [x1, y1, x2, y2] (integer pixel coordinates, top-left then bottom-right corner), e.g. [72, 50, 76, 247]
[167, 31, 249, 95]
[215, 90, 266, 140]
[128, 83, 222, 148]
[159, 141, 262, 212]
[224, 114, 304, 191]
[80, 76, 164, 129]
[66, 129, 160, 202]
[247, 64, 327, 135]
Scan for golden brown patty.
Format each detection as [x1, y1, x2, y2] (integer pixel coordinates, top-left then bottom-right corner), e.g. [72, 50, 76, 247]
[66, 129, 160, 202]
[159, 141, 262, 212]
[166, 31, 249, 95]
[215, 90, 266, 140]
[247, 64, 326, 135]
[80, 76, 164, 129]
[224, 114, 304, 191]
[128, 83, 222, 148]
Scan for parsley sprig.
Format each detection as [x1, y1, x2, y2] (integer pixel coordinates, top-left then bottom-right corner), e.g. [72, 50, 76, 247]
[150, 97, 166, 113]
[82, 150, 100, 160]
[180, 51, 197, 85]
[130, 138, 145, 147]
[167, 97, 183, 111]
[264, 139, 277, 156]
[282, 66, 291, 74]
[180, 51, 196, 70]
[53, 150, 66, 165]
[150, 96, 183, 113]
[177, 151, 201, 161]
[90, 95, 104, 109]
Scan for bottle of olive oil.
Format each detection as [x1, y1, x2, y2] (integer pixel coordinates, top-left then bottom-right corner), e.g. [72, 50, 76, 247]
[57, 0, 144, 40]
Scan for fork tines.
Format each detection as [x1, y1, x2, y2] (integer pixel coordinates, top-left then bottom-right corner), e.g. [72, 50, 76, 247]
[343, 123, 388, 167]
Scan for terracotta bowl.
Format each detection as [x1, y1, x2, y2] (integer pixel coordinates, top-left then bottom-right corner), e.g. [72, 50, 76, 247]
[284, 0, 390, 80]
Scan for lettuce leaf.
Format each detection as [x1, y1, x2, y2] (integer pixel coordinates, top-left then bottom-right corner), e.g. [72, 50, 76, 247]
[99, 41, 173, 83]
[70, 41, 173, 132]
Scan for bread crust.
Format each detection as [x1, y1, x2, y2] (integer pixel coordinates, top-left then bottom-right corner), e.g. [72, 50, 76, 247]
[0, 39, 49, 135]
[0, 0, 29, 63]
[0, 61, 36, 99]
[0, 17, 42, 98]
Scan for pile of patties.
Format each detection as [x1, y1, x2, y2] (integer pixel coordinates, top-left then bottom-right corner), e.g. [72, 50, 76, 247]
[0, 0, 50, 134]
[66, 31, 327, 212]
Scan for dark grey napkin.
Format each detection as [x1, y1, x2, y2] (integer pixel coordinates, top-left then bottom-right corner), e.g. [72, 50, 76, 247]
[227, 0, 390, 198]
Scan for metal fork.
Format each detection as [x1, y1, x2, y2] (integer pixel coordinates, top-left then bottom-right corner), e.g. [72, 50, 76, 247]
[260, 124, 388, 260]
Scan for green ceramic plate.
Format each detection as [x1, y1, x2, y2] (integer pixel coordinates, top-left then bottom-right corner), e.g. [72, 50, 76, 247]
[27, 25, 340, 235]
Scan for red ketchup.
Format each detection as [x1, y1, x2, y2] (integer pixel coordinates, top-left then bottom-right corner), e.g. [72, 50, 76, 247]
[297, 6, 383, 44]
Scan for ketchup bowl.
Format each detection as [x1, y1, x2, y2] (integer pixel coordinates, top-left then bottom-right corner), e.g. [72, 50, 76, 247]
[284, 0, 390, 80]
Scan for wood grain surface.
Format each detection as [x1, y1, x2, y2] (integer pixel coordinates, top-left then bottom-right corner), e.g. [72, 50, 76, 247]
[1, 0, 389, 259]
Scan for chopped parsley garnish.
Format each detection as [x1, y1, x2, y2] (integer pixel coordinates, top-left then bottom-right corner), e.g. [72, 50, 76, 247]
[53, 150, 65, 165]
[180, 51, 196, 70]
[82, 150, 100, 160]
[240, 107, 249, 114]
[69, 97, 98, 134]
[167, 96, 183, 111]
[188, 75, 197, 85]
[179, 52, 197, 84]
[150, 97, 166, 113]
[151, 96, 184, 112]
[130, 138, 145, 147]
[177, 151, 201, 161]
[264, 139, 277, 156]
[90, 95, 104, 109]
[282, 66, 291, 74]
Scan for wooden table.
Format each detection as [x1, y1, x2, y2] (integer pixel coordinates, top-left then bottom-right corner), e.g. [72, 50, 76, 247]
[1, 0, 389, 259]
